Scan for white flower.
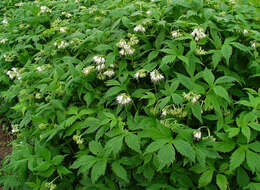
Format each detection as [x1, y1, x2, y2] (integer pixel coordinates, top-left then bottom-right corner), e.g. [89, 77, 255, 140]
[134, 69, 147, 79]
[60, 27, 66, 33]
[116, 93, 132, 105]
[82, 66, 95, 75]
[57, 41, 69, 49]
[146, 10, 151, 15]
[193, 130, 202, 141]
[93, 56, 105, 64]
[104, 70, 115, 78]
[243, 29, 249, 35]
[11, 124, 19, 133]
[37, 66, 43, 72]
[134, 25, 146, 32]
[252, 42, 256, 48]
[117, 39, 127, 48]
[0, 38, 8, 44]
[161, 108, 167, 117]
[150, 70, 164, 82]
[171, 30, 181, 38]
[191, 28, 206, 41]
[40, 6, 51, 14]
[2, 18, 8, 25]
[96, 63, 105, 71]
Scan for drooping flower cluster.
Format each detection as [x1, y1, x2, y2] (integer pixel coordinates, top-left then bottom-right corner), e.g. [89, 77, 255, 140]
[2, 18, 8, 25]
[3, 53, 15, 62]
[171, 30, 182, 38]
[45, 182, 56, 190]
[196, 47, 207, 55]
[59, 27, 66, 33]
[116, 93, 131, 105]
[150, 69, 164, 82]
[183, 92, 201, 104]
[93, 55, 106, 71]
[73, 135, 84, 145]
[193, 130, 202, 141]
[38, 6, 52, 15]
[161, 105, 187, 118]
[36, 66, 44, 72]
[61, 11, 72, 18]
[11, 124, 19, 133]
[103, 70, 115, 78]
[134, 69, 148, 79]
[134, 24, 146, 32]
[6, 67, 21, 80]
[82, 66, 95, 75]
[54, 41, 69, 49]
[0, 38, 8, 44]
[243, 29, 249, 35]
[117, 39, 135, 56]
[191, 28, 206, 41]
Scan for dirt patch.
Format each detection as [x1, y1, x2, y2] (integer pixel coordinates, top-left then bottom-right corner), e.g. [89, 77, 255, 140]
[0, 126, 12, 190]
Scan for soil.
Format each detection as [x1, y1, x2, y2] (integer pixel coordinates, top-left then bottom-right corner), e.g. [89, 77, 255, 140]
[0, 126, 12, 190]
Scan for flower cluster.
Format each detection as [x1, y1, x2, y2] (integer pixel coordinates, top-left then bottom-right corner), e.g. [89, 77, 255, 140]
[193, 130, 202, 141]
[183, 92, 201, 104]
[2, 18, 8, 25]
[61, 11, 72, 18]
[150, 69, 164, 82]
[134, 24, 146, 32]
[161, 105, 187, 118]
[134, 69, 148, 79]
[11, 124, 19, 133]
[45, 182, 56, 190]
[0, 38, 8, 44]
[6, 67, 21, 80]
[82, 66, 95, 75]
[191, 28, 206, 41]
[103, 70, 115, 78]
[93, 55, 106, 71]
[116, 93, 131, 105]
[171, 30, 182, 38]
[117, 39, 135, 56]
[73, 135, 84, 144]
[39, 6, 52, 15]
[59, 27, 67, 33]
[36, 66, 44, 72]
[195, 47, 207, 55]
[54, 41, 69, 49]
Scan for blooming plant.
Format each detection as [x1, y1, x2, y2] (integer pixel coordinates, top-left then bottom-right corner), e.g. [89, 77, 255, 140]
[0, 0, 260, 190]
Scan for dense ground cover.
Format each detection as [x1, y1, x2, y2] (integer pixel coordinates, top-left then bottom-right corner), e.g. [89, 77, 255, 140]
[0, 0, 260, 189]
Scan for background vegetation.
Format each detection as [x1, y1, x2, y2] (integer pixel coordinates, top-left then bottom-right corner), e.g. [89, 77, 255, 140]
[0, 0, 260, 189]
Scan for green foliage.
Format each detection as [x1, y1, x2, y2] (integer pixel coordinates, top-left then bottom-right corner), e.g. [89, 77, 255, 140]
[0, 0, 260, 189]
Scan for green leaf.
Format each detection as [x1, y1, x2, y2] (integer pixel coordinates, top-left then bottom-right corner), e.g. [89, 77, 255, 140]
[221, 44, 232, 64]
[148, 51, 159, 62]
[230, 147, 245, 171]
[125, 134, 141, 153]
[91, 160, 107, 183]
[216, 174, 228, 190]
[241, 126, 251, 142]
[249, 123, 260, 131]
[157, 144, 175, 170]
[212, 51, 222, 68]
[160, 55, 176, 67]
[237, 167, 249, 187]
[231, 42, 250, 52]
[105, 136, 123, 155]
[214, 142, 235, 153]
[89, 141, 103, 155]
[249, 142, 260, 153]
[203, 68, 215, 86]
[173, 139, 195, 162]
[155, 29, 165, 49]
[145, 140, 168, 154]
[104, 86, 122, 98]
[215, 76, 238, 85]
[246, 150, 260, 173]
[111, 161, 128, 182]
[191, 102, 202, 123]
[199, 169, 214, 188]
[52, 155, 64, 166]
[214, 85, 230, 102]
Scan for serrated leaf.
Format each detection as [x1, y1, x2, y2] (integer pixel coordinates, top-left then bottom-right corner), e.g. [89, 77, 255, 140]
[214, 142, 235, 153]
[173, 139, 195, 162]
[249, 123, 260, 131]
[111, 161, 128, 182]
[230, 147, 245, 171]
[104, 86, 122, 98]
[145, 140, 168, 154]
[199, 169, 214, 188]
[215, 76, 238, 85]
[246, 150, 260, 173]
[157, 144, 175, 170]
[203, 68, 215, 86]
[52, 155, 64, 166]
[237, 167, 249, 187]
[227, 128, 240, 138]
[89, 141, 103, 155]
[125, 134, 141, 153]
[249, 142, 260, 153]
[221, 44, 232, 64]
[214, 85, 230, 102]
[191, 102, 202, 123]
[91, 160, 107, 183]
[148, 51, 159, 62]
[216, 174, 228, 190]
[241, 126, 251, 142]
[105, 136, 123, 155]
[155, 30, 165, 49]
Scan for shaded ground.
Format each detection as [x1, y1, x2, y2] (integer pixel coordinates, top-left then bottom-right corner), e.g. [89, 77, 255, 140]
[0, 126, 12, 190]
